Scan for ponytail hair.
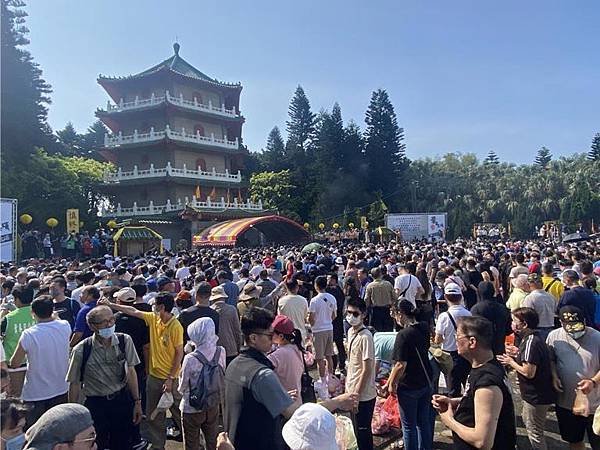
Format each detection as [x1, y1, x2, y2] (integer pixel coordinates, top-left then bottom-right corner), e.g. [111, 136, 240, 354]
[394, 298, 421, 318]
[282, 328, 305, 353]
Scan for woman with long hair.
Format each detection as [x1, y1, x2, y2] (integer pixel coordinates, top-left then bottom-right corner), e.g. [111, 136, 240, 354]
[268, 315, 305, 409]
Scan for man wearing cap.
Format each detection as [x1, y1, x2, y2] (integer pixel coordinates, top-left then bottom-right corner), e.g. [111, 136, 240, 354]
[547, 306, 600, 449]
[178, 282, 220, 342]
[558, 269, 596, 328]
[434, 283, 472, 397]
[67, 305, 142, 450]
[23, 403, 96, 450]
[210, 285, 242, 366]
[156, 276, 175, 294]
[522, 273, 556, 341]
[70, 286, 101, 347]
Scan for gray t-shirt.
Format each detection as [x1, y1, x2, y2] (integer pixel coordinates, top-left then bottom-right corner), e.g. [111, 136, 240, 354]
[251, 368, 293, 418]
[522, 290, 556, 328]
[547, 327, 600, 410]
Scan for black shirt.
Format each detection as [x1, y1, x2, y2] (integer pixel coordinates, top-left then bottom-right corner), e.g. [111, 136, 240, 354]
[464, 270, 483, 309]
[392, 321, 432, 390]
[453, 359, 516, 450]
[470, 300, 511, 355]
[115, 303, 150, 368]
[326, 285, 346, 335]
[178, 304, 220, 341]
[53, 298, 80, 329]
[516, 332, 556, 405]
[558, 287, 596, 328]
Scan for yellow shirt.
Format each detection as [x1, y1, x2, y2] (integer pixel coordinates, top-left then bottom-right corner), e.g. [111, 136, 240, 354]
[142, 312, 184, 379]
[541, 276, 564, 302]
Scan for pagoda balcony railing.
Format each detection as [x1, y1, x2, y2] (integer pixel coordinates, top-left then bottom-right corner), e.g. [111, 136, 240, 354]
[104, 125, 239, 150]
[101, 196, 263, 217]
[103, 91, 240, 118]
[103, 162, 242, 183]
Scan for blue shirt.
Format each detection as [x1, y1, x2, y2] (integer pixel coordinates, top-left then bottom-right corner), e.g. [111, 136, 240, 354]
[222, 280, 240, 307]
[73, 300, 97, 338]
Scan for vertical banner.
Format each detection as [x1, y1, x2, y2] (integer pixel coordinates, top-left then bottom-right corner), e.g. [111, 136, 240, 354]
[0, 198, 17, 262]
[66, 209, 80, 234]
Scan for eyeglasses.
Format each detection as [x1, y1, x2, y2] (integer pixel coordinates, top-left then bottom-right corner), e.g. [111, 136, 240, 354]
[456, 334, 472, 341]
[346, 310, 361, 317]
[66, 431, 96, 448]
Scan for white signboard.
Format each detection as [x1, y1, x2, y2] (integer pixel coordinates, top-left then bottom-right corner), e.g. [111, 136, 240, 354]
[385, 212, 447, 242]
[0, 199, 17, 262]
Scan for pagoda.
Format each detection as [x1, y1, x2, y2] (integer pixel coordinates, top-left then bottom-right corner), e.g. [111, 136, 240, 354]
[96, 43, 264, 243]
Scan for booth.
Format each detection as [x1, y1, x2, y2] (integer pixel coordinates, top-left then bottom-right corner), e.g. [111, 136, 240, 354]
[113, 226, 162, 256]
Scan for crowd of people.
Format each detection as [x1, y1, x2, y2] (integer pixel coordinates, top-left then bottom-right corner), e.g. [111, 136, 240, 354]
[20, 229, 115, 261]
[1, 235, 600, 450]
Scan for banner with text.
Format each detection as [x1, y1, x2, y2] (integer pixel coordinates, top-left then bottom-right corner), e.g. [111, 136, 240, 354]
[66, 209, 79, 234]
[385, 212, 447, 242]
[0, 199, 17, 262]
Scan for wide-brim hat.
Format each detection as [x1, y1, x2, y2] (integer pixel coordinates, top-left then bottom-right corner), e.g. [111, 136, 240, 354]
[239, 281, 262, 301]
[209, 285, 228, 302]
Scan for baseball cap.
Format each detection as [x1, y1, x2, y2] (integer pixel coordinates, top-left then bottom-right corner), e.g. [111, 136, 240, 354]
[272, 315, 295, 335]
[559, 305, 585, 333]
[562, 269, 580, 281]
[156, 276, 172, 289]
[24, 404, 94, 450]
[115, 287, 136, 303]
[175, 290, 192, 301]
[444, 282, 462, 296]
[282, 403, 338, 450]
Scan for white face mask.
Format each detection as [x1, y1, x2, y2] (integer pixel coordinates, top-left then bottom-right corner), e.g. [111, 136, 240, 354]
[98, 324, 115, 338]
[569, 330, 586, 340]
[346, 314, 362, 327]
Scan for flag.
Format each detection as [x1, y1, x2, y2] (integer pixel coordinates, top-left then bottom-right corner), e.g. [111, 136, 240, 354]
[209, 187, 216, 200]
[195, 185, 201, 199]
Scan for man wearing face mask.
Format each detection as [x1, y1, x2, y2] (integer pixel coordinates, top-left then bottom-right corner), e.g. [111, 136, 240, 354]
[67, 305, 142, 450]
[547, 306, 600, 449]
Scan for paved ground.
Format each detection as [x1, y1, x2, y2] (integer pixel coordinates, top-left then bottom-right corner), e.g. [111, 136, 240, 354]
[162, 371, 587, 450]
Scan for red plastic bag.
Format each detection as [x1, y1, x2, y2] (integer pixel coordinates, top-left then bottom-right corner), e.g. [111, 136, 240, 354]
[371, 397, 390, 435]
[382, 394, 401, 429]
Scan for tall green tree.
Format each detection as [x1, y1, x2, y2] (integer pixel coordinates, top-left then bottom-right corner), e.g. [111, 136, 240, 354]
[249, 170, 299, 221]
[363, 89, 407, 206]
[56, 122, 83, 156]
[259, 126, 286, 172]
[285, 85, 316, 155]
[1, 0, 53, 164]
[589, 133, 600, 161]
[80, 120, 108, 158]
[484, 150, 500, 165]
[535, 146, 552, 168]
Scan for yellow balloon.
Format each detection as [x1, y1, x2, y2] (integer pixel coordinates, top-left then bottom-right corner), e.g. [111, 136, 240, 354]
[332, 223, 340, 229]
[79, 221, 84, 227]
[107, 220, 117, 229]
[318, 223, 325, 230]
[303, 222, 310, 229]
[348, 222, 355, 229]
[46, 218, 58, 228]
[20, 214, 32, 225]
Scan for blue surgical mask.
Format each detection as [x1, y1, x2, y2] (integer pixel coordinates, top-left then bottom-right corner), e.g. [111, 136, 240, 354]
[2, 433, 25, 450]
[98, 324, 115, 338]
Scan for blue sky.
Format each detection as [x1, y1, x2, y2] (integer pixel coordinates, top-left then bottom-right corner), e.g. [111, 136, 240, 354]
[25, 0, 599, 163]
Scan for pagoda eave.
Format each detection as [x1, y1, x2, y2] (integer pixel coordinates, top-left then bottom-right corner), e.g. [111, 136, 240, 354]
[102, 177, 247, 189]
[180, 205, 269, 222]
[102, 138, 243, 155]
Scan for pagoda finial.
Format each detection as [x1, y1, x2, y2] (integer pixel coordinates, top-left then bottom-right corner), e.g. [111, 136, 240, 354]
[173, 42, 180, 56]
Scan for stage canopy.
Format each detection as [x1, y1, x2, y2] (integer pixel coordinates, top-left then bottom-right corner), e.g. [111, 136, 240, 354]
[192, 215, 309, 247]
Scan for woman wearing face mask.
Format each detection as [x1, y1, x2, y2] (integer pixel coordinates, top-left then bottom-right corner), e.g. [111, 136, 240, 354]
[497, 307, 555, 450]
[1, 399, 27, 450]
[268, 315, 305, 410]
[382, 299, 434, 450]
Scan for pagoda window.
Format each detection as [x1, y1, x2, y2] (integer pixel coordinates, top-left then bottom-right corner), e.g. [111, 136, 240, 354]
[226, 127, 235, 140]
[194, 124, 205, 136]
[193, 92, 203, 105]
[196, 158, 207, 172]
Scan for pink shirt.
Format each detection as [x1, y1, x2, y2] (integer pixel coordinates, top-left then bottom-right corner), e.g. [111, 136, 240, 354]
[268, 344, 304, 409]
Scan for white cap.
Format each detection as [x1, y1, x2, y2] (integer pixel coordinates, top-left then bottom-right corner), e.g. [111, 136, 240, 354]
[282, 403, 337, 450]
[444, 282, 462, 296]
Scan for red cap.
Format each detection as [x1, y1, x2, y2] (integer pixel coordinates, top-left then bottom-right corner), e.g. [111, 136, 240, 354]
[272, 315, 295, 335]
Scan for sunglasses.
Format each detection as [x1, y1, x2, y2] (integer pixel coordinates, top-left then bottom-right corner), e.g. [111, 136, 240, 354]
[346, 310, 361, 317]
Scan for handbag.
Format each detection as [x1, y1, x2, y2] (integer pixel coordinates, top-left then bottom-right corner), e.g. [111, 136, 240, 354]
[429, 345, 453, 376]
[300, 350, 316, 403]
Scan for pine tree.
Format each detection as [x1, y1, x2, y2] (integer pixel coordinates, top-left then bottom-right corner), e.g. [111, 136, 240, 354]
[534, 146, 552, 168]
[80, 120, 108, 158]
[260, 126, 286, 171]
[56, 122, 82, 156]
[363, 89, 406, 203]
[484, 150, 500, 165]
[1, 0, 53, 162]
[588, 133, 600, 161]
[314, 103, 344, 176]
[285, 85, 316, 154]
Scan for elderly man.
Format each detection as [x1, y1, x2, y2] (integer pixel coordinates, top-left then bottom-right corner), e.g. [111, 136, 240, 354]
[364, 267, 395, 331]
[506, 274, 529, 311]
[547, 306, 600, 450]
[522, 273, 556, 340]
[67, 305, 142, 450]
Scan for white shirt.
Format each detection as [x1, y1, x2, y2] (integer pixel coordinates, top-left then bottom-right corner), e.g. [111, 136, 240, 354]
[70, 285, 86, 306]
[20, 320, 71, 401]
[175, 267, 190, 281]
[236, 278, 250, 291]
[435, 305, 472, 351]
[309, 292, 336, 333]
[249, 265, 263, 280]
[393, 274, 423, 306]
[278, 294, 309, 341]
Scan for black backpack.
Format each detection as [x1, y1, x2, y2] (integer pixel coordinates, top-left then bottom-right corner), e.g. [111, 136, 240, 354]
[79, 333, 126, 382]
[188, 348, 224, 411]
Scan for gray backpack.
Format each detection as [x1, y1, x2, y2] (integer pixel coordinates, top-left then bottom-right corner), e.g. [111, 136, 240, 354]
[188, 348, 224, 411]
